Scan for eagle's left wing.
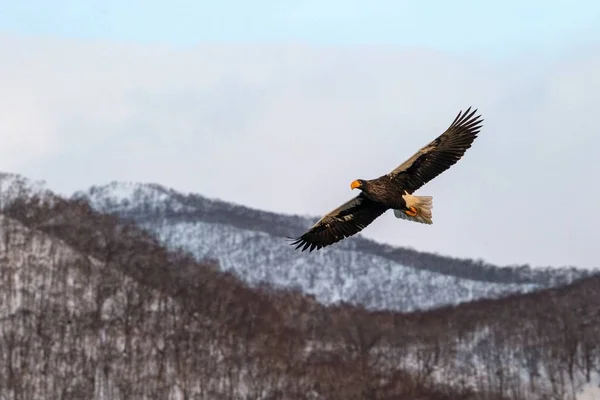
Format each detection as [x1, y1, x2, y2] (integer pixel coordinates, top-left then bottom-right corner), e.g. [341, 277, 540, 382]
[387, 107, 483, 193]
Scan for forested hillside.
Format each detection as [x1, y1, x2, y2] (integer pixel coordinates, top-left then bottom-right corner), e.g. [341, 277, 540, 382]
[0, 173, 598, 399]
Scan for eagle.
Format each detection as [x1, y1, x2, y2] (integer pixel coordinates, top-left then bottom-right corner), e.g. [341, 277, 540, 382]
[289, 107, 483, 252]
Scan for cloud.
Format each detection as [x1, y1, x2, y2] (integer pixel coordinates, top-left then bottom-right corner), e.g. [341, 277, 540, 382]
[0, 35, 599, 269]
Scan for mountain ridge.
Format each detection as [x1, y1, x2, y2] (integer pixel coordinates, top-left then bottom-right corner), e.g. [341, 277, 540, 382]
[71, 179, 595, 312]
[0, 172, 593, 313]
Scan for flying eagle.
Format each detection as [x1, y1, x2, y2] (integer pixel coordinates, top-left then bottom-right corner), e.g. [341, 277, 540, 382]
[289, 107, 483, 252]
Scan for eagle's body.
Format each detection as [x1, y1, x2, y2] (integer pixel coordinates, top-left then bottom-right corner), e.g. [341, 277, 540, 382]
[289, 107, 484, 252]
[354, 177, 410, 209]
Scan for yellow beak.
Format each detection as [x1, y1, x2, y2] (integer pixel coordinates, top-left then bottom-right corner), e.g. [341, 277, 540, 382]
[350, 180, 361, 190]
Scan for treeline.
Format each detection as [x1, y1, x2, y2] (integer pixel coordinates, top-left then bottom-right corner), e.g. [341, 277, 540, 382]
[0, 181, 598, 399]
[76, 181, 592, 287]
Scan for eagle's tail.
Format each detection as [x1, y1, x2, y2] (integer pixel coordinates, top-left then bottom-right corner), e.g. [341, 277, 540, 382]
[394, 192, 433, 224]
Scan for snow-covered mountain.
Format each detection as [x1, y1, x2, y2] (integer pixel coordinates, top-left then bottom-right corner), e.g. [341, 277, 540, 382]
[1, 172, 599, 400]
[73, 180, 593, 312]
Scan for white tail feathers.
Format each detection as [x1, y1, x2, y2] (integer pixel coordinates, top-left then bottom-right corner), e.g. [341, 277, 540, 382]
[393, 192, 433, 224]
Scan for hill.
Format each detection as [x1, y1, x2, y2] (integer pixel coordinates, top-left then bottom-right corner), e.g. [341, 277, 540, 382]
[0, 172, 492, 400]
[0, 172, 598, 399]
[73, 180, 592, 312]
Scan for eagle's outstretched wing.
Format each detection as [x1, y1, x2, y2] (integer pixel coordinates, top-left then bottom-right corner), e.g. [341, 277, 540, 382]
[387, 107, 483, 193]
[288, 193, 388, 252]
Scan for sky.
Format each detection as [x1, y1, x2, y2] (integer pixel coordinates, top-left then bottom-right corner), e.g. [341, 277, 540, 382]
[0, 1, 599, 269]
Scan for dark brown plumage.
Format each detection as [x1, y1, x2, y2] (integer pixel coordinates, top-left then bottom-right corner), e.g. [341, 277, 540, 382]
[289, 107, 484, 252]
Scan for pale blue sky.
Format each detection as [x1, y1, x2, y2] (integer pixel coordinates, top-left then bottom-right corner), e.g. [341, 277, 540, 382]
[0, 0, 599, 56]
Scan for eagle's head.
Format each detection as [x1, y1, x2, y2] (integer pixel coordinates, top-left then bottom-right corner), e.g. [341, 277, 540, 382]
[350, 179, 366, 191]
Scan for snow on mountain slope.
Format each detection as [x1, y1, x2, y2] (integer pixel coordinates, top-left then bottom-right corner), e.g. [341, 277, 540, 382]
[0, 215, 85, 318]
[143, 218, 540, 311]
[71, 181, 564, 312]
[578, 379, 600, 400]
[0, 214, 167, 399]
[0, 210, 288, 399]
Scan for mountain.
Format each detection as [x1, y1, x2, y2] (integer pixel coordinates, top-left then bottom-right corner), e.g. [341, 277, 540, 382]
[73, 180, 594, 312]
[1, 172, 599, 400]
[0, 173, 497, 400]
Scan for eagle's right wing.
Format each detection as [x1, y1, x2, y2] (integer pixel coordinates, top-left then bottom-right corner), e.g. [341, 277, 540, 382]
[288, 193, 388, 252]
